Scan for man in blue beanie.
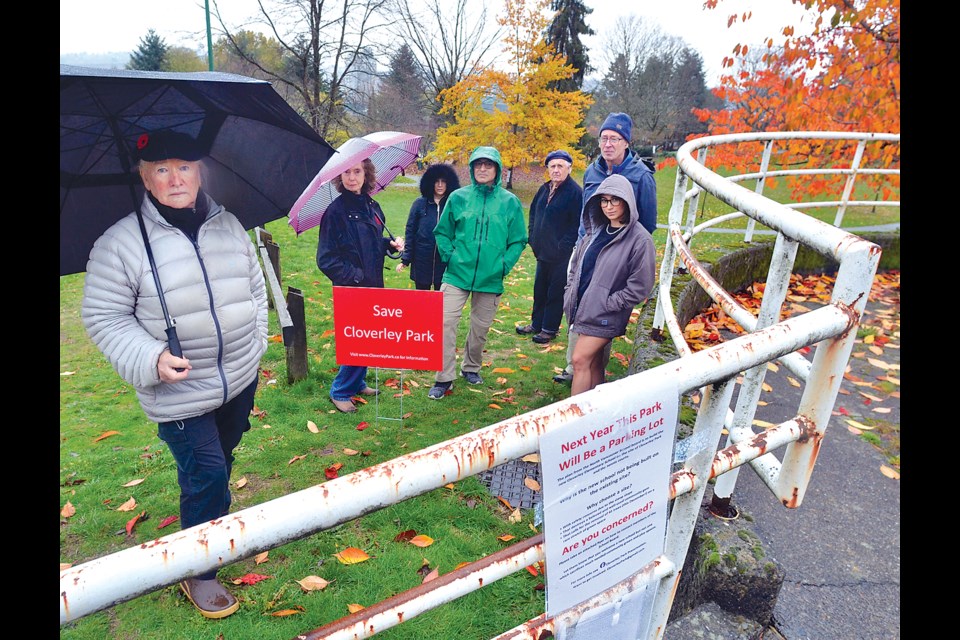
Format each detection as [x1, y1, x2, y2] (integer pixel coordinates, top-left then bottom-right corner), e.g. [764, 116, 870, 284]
[553, 112, 658, 383]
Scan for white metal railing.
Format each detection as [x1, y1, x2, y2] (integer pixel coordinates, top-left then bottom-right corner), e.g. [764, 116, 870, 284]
[60, 131, 897, 640]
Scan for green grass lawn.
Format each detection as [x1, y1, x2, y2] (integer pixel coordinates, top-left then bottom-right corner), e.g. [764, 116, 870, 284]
[59, 162, 898, 639]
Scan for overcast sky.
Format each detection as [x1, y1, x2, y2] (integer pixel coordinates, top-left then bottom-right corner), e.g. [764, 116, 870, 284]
[60, 0, 814, 84]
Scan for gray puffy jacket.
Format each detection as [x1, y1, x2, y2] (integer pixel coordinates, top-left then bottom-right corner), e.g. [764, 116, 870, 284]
[81, 193, 268, 422]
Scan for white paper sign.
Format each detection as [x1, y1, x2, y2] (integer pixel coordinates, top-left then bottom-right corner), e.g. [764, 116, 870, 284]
[541, 371, 678, 617]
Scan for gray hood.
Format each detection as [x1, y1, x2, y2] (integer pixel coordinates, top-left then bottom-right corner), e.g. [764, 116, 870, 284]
[581, 173, 639, 235]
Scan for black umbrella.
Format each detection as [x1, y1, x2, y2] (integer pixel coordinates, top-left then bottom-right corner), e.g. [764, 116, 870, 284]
[60, 65, 335, 356]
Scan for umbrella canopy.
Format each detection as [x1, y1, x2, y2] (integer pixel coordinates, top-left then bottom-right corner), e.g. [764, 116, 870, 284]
[288, 131, 423, 235]
[60, 65, 336, 276]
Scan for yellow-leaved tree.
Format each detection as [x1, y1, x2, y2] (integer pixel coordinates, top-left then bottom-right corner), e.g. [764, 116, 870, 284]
[430, 0, 593, 188]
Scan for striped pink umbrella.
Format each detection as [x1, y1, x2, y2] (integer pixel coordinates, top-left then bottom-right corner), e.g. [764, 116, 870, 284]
[288, 130, 423, 234]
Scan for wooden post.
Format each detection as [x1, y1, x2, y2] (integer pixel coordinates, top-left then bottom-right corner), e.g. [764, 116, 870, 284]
[285, 287, 308, 383]
[257, 228, 281, 310]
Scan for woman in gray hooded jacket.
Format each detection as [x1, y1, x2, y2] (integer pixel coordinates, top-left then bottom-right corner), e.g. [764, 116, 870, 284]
[562, 173, 656, 395]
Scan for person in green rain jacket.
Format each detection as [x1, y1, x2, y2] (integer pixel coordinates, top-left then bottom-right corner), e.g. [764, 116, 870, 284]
[428, 146, 528, 399]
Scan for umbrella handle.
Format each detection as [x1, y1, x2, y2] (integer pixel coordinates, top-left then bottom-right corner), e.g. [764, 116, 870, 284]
[165, 326, 186, 372]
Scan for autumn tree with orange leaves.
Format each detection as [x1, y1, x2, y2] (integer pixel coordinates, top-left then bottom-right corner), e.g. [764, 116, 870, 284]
[692, 0, 900, 198]
[430, 0, 593, 188]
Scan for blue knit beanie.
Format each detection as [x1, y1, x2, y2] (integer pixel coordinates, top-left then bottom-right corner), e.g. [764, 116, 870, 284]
[544, 149, 573, 166]
[600, 112, 633, 143]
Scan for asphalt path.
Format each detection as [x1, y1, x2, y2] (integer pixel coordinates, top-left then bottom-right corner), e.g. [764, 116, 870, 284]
[691, 270, 901, 639]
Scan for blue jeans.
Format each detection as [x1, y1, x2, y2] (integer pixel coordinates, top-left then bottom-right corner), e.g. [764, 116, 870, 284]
[157, 378, 257, 580]
[330, 365, 368, 401]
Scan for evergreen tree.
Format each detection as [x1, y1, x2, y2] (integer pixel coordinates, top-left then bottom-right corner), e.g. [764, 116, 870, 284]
[127, 29, 168, 71]
[367, 44, 432, 139]
[544, 0, 594, 92]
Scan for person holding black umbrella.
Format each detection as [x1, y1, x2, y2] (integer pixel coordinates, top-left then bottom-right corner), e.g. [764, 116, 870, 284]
[316, 158, 405, 413]
[81, 130, 267, 619]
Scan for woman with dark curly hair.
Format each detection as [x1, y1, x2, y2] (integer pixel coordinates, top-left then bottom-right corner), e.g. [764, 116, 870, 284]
[396, 163, 460, 290]
[317, 158, 405, 412]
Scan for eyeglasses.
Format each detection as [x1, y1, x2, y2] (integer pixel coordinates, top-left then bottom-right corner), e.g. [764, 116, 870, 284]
[473, 160, 496, 168]
[600, 197, 623, 207]
[599, 136, 625, 146]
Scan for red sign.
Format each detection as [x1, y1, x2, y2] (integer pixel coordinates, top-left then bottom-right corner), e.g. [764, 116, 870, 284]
[332, 287, 443, 370]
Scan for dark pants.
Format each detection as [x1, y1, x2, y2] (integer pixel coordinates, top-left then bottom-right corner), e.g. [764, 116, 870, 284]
[157, 378, 257, 580]
[531, 259, 569, 334]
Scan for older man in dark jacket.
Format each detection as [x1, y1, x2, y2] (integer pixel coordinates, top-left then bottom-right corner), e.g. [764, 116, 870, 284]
[516, 150, 582, 344]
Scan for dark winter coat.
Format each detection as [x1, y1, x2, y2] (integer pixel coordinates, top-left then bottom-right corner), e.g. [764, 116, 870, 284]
[316, 190, 397, 288]
[401, 164, 460, 288]
[528, 174, 582, 264]
[564, 174, 656, 339]
[583, 148, 658, 234]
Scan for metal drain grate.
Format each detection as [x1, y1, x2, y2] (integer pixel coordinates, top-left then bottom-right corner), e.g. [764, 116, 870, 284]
[477, 459, 542, 510]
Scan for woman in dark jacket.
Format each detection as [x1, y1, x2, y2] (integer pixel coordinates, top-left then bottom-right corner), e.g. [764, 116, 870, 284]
[317, 158, 404, 412]
[563, 174, 656, 396]
[396, 163, 460, 290]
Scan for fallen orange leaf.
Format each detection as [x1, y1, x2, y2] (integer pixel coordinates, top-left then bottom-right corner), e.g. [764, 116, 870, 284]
[288, 454, 307, 465]
[93, 430, 120, 442]
[334, 547, 370, 564]
[524, 477, 541, 491]
[497, 534, 515, 542]
[787, 377, 801, 388]
[125, 511, 146, 536]
[297, 575, 332, 591]
[343, 448, 359, 456]
[444, 483, 456, 490]
[268, 606, 305, 617]
[235, 477, 248, 489]
[232, 573, 271, 585]
[761, 382, 773, 392]
[879, 465, 900, 480]
[526, 565, 539, 577]
[488, 403, 502, 409]
[454, 561, 470, 570]
[409, 534, 434, 547]
[157, 515, 179, 530]
[752, 419, 776, 429]
[422, 567, 440, 583]
[322, 329, 336, 338]
[122, 478, 145, 487]
[492, 367, 515, 374]
[116, 497, 137, 512]
[497, 496, 513, 510]
[521, 454, 540, 463]
[255, 551, 269, 565]
[520, 365, 531, 371]
[268, 334, 283, 343]
[61, 501, 76, 518]
[347, 604, 365, 613]
[60, 563, 73, 570]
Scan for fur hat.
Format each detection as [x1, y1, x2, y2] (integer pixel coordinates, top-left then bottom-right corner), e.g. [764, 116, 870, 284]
[544, 149, 573, 166]
[136, 130, 204, 162]
[600, 112, 633, 143]
[419, 163, 461, 199]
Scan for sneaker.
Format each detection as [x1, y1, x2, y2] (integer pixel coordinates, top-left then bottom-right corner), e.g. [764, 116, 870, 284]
[515, 324, 537, 335]
[428, 381, 453, 399]
[552, 370, 573, 383]
[532, 331, 557, 344]
[460, 370, 483, 385]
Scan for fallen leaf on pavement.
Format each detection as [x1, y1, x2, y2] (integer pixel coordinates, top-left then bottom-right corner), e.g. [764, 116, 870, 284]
[752, 419, 776, 429]
[880, 465, 900, 480]
[521, 454, 540, 463]
[844, 418, 874, 430]
[524, 477, 541, 491]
